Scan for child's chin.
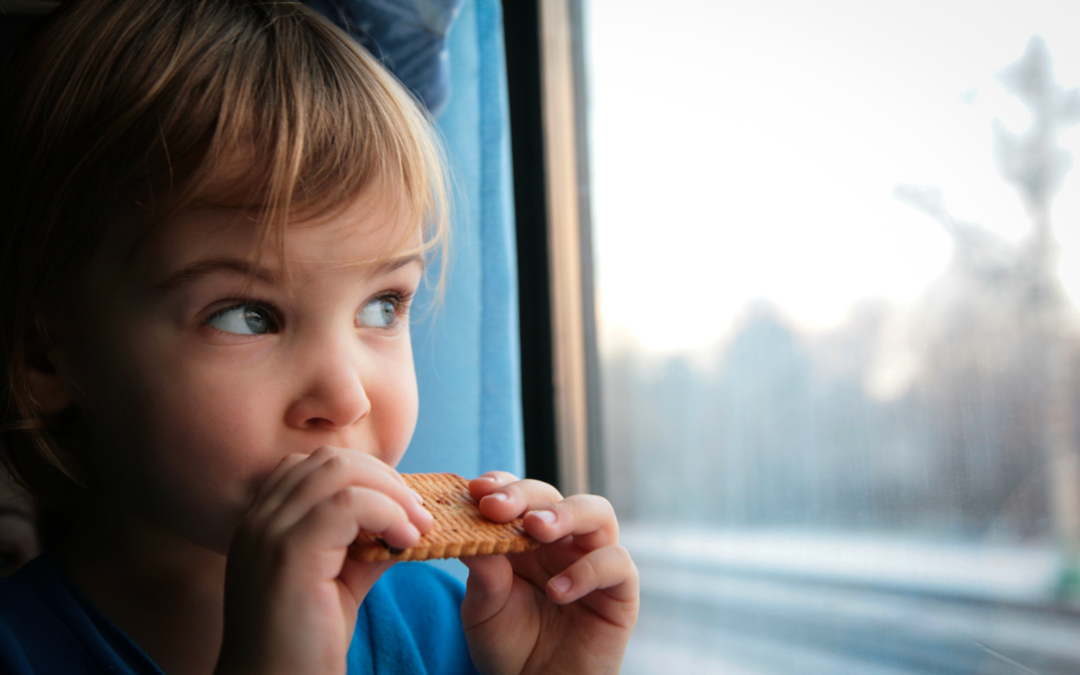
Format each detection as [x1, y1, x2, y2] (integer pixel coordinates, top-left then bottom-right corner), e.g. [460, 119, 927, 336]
[148, 510, 239, 557]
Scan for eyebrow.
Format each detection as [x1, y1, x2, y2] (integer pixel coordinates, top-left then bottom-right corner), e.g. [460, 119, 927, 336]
[155, 258, 279, 292]
[371, 253, 425, 277]
[155, 253, 424, 292]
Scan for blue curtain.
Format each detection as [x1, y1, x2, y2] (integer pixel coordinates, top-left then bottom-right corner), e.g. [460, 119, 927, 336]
[398, 0, 524, 481]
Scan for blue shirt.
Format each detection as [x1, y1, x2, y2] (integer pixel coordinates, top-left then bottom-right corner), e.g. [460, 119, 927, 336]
[0, 556, 479, 674]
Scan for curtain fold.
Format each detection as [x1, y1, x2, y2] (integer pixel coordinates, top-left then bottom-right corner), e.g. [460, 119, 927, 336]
[400, 0, 524, 480]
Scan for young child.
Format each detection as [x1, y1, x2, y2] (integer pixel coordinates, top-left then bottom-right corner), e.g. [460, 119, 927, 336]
[0, 1, 639, 673]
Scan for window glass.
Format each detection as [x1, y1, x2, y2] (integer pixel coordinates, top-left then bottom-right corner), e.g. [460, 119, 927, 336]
[586, 1, 1080, 672]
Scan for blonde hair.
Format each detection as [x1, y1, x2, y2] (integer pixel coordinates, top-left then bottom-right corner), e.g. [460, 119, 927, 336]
[0, 0, 449, 521]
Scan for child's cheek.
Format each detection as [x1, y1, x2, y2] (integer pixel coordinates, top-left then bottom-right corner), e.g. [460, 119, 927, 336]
[76, 329, 283, 551]
[381, 374, 419, 469]
[146, 360, 282, 536]
[367, 345, 420, 468]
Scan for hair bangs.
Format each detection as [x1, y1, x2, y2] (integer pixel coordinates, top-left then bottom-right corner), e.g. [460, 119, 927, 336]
[174, 2, 450, 275]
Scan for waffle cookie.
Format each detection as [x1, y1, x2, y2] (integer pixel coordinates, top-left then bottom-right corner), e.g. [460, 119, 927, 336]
[348, 472, 541, 562]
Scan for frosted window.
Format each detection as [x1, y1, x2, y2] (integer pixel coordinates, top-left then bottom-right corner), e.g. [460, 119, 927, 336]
[587, 2, 1080, 672]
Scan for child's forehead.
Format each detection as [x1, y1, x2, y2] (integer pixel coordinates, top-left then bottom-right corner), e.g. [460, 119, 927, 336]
[144, 193, 423, 278]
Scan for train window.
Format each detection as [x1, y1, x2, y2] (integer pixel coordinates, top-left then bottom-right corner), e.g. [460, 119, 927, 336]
[583, 1, 1080, 672]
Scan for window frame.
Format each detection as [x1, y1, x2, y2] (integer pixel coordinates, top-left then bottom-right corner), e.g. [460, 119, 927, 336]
[503, 0, 602, 496]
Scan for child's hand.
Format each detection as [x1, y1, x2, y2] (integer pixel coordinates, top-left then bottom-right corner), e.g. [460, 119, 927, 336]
[214, 446, 434, 675]
[460, 472, 639, 675]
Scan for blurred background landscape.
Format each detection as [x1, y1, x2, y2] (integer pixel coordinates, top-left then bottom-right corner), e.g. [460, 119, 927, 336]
[586, 1, 1080, 671]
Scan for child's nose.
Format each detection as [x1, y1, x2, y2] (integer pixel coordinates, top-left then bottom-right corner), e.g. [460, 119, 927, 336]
[283, 338, 372, 430]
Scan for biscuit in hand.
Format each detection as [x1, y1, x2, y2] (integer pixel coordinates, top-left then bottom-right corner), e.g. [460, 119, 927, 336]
[348, 473, 541, 562]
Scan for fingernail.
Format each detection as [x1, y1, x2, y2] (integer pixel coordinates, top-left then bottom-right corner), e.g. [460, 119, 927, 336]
[475, 475, 497, 483]
[410, 488, 424, 504]
[533, 509, 557, 525]
[486, 492, 508, 502]
[549, 575, 572, 594]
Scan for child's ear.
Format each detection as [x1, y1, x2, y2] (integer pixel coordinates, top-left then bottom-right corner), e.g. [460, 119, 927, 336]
[24, 318, 74, 416]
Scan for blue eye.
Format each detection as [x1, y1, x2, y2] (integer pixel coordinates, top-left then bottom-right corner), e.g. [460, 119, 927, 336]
[208, 305, 276, 335]
[358, 298, 397, 328]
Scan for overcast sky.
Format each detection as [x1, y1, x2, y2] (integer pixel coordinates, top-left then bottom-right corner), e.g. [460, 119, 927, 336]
[587, 0, 1080, 353]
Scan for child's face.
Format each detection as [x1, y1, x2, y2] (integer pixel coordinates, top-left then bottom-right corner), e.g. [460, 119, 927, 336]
[59, 190, 424, 552]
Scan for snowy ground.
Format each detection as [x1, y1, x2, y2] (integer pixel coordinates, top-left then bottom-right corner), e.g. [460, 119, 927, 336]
[620, 526, 1080, 674]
